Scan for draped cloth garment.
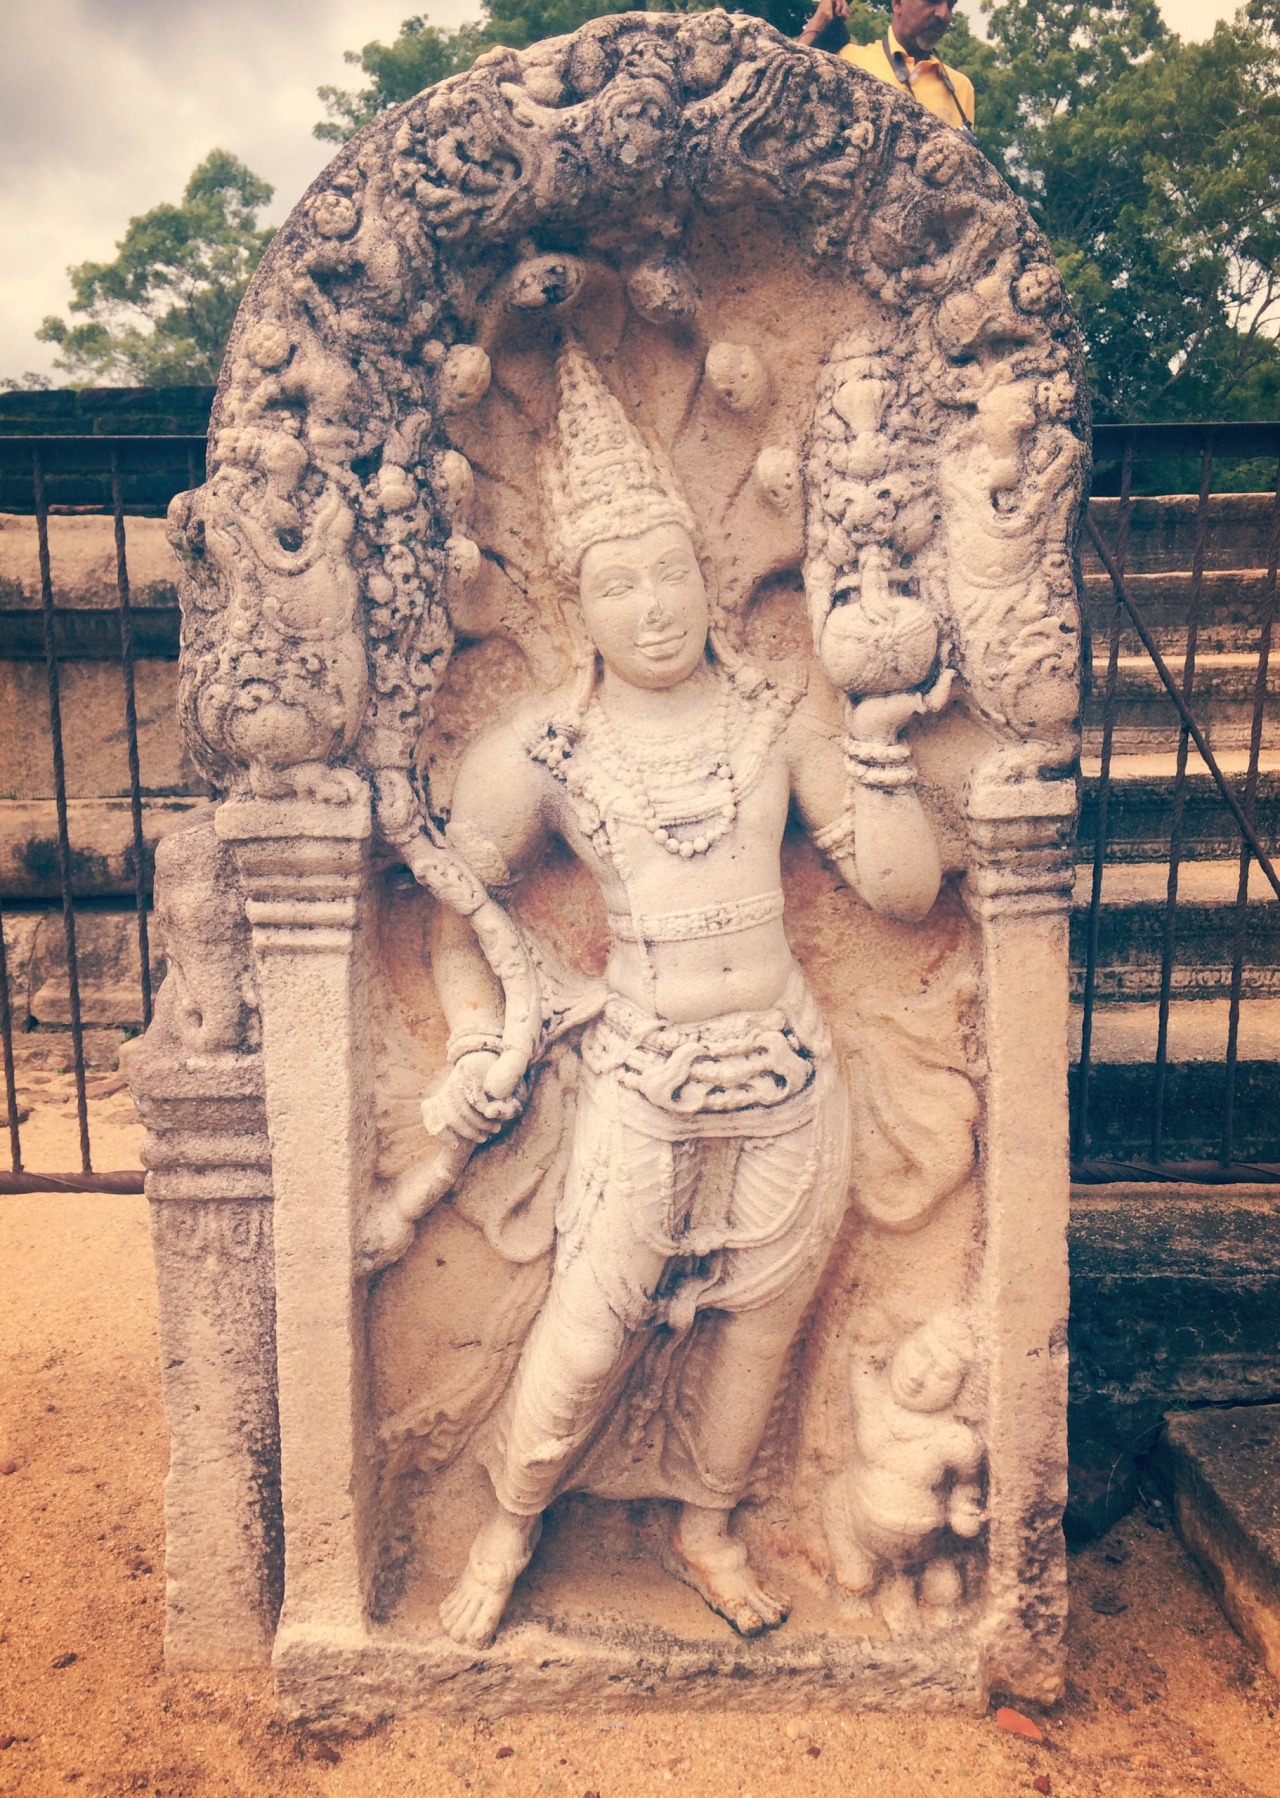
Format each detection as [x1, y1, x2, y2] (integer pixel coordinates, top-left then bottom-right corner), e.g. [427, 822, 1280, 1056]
[479, 971, 853, 1514]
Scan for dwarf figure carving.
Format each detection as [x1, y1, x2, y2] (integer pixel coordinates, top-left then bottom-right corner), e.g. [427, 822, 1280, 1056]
[822, 1315, 985, 1621]
[427, 341, 952, 1649]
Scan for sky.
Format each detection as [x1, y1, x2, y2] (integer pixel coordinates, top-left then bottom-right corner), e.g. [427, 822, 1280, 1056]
[0, 0, 1246, 384]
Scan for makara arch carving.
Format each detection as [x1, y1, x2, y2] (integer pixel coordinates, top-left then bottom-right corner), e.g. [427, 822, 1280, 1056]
[128, 10, 1086, 1717]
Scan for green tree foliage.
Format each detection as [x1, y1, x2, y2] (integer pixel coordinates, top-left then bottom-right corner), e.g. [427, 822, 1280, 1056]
[37, 150, 275, 386]
[315, 15, 490, 140]
[945, 0, 1280, 421]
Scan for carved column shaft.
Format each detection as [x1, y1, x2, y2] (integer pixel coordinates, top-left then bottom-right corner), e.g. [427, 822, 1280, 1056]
[128, 1036, 280, 1667]
[966, 777, 1076, 1700]
[217, 790, 376, 1646]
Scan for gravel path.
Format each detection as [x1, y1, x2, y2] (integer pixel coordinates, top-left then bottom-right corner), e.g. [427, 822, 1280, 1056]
[2, 1188, 1277, 1798]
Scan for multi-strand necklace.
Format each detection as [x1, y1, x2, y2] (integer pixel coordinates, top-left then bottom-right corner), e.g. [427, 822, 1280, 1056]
[587, 678, 738, 860]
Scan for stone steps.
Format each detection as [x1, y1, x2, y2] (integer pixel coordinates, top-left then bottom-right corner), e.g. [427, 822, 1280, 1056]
[1070, 859, 1280, 1002]
[0, 797, 203, 899]
[1068, 1185, 1280, 1537]
[1078, 750, 1280, 863]
[1070, 1003, 1280, 1162]
[1155, 1404, 1280, 1679]
[1083, 652, 1280, 756]
[1082, 571, 1277, 661]
[1084, 493, 1277, 573]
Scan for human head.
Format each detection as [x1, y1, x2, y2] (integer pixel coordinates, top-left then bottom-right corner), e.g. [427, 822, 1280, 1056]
[578, 522, 709, 692]
[892, 0, 957, 60]
[888, 1315, 973, 1413]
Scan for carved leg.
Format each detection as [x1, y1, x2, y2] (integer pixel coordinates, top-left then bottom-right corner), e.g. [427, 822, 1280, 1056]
[820, 1482, 879, 1597]
[919, 1554, 963, 1609]
[661, 1294, 818, 1636]
[878, 1571, 922, 1636]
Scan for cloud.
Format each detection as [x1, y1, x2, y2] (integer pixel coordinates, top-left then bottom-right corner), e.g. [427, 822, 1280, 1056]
[0, 0, 1249, 383]
[1, 0, 477, 381]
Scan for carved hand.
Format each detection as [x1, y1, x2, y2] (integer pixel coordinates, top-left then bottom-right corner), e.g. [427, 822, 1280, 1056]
[849, 664, 956, 743]
[422, 1051, 527, 1145]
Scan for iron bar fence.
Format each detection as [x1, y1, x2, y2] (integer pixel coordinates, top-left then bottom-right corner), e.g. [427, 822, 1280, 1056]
[2, 416, 1280, 1193]
[1, 429, 205, 1195]
[1074, 421, 1280, 1179]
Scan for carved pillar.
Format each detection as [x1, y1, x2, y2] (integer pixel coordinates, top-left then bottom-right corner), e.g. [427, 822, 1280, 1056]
[216, 788, 376, 1654]
[965, 771, 1077, 1702]
[128, 1030, 280, 1667]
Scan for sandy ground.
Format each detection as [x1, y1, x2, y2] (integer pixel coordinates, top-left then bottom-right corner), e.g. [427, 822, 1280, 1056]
[2, 1131, 1280, 1797]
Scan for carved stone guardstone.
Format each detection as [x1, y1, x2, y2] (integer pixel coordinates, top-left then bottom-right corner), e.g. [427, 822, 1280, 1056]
[127, 13, 1087, 1718]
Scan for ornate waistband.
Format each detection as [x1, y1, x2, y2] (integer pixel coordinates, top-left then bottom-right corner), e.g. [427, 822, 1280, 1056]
[607, 889, 785, 946]
[582, 968, 824, 1117]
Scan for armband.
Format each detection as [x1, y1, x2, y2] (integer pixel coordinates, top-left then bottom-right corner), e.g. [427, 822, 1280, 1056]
[812, 812, 856, 860]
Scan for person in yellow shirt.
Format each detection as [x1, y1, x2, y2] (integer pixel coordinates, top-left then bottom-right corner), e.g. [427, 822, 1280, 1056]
[798, 0, 976, 136]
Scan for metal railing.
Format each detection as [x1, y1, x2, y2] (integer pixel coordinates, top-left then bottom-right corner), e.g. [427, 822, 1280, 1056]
[1075, 422, 1280, 1180]
[3, 418, 1280, 1191]
[1, 431, 205, 1194]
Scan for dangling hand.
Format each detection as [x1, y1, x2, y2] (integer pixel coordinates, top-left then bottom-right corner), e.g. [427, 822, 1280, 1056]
[798, 0, 850, 46]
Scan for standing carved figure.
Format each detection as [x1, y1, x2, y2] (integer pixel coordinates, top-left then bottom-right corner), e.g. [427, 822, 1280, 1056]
[428, 342, 952, 1648]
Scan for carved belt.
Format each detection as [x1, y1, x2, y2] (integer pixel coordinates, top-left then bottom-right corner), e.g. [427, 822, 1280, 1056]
[606, 889, 785, 946]
[582, 970, 819, 1116]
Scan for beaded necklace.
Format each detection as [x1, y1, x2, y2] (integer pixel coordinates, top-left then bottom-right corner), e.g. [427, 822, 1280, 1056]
[588, 677, 738, 859]
[526, 666, 800, 880]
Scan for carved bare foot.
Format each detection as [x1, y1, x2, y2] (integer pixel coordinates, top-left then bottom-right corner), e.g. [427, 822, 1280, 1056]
[439, 1510, 541, 1649]
[666, 1505, 790, 1638]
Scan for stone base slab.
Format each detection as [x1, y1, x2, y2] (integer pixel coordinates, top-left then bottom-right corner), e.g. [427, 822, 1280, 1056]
[1157, 1404, 1280, 1680]
[272, 1619, 986, 1724]
[1068, 1189, 1280, 1539]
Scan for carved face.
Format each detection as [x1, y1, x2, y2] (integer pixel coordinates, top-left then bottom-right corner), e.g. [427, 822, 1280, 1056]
[578, 523, 709, 691]
[889, 1332, 965, 1414]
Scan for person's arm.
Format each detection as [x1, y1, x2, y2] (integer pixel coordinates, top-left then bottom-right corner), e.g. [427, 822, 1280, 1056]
[426, 724, 549, 1142]
[789, 675, 950, 925]
[798, 0, 850, 48]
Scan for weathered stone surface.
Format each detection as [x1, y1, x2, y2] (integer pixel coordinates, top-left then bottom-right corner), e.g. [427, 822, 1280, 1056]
[126, 14, 1087, 1714]
[1068, 1189, 1280, 1539]
[22, 908, 162, 1028]
[0, 797, 203, 899]
[120, 812, 279, 1664]
[0, 660, 202, 805]
[1156, 1404, 1280, 1679]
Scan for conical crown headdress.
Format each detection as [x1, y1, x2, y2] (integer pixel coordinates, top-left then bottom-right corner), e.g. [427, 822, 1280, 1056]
[543, 339, 696, 581]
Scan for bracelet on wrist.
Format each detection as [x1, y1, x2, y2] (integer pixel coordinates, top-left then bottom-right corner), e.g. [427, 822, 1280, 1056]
[844, 736, 917, 790]
[446, 1030, 503, 1065]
